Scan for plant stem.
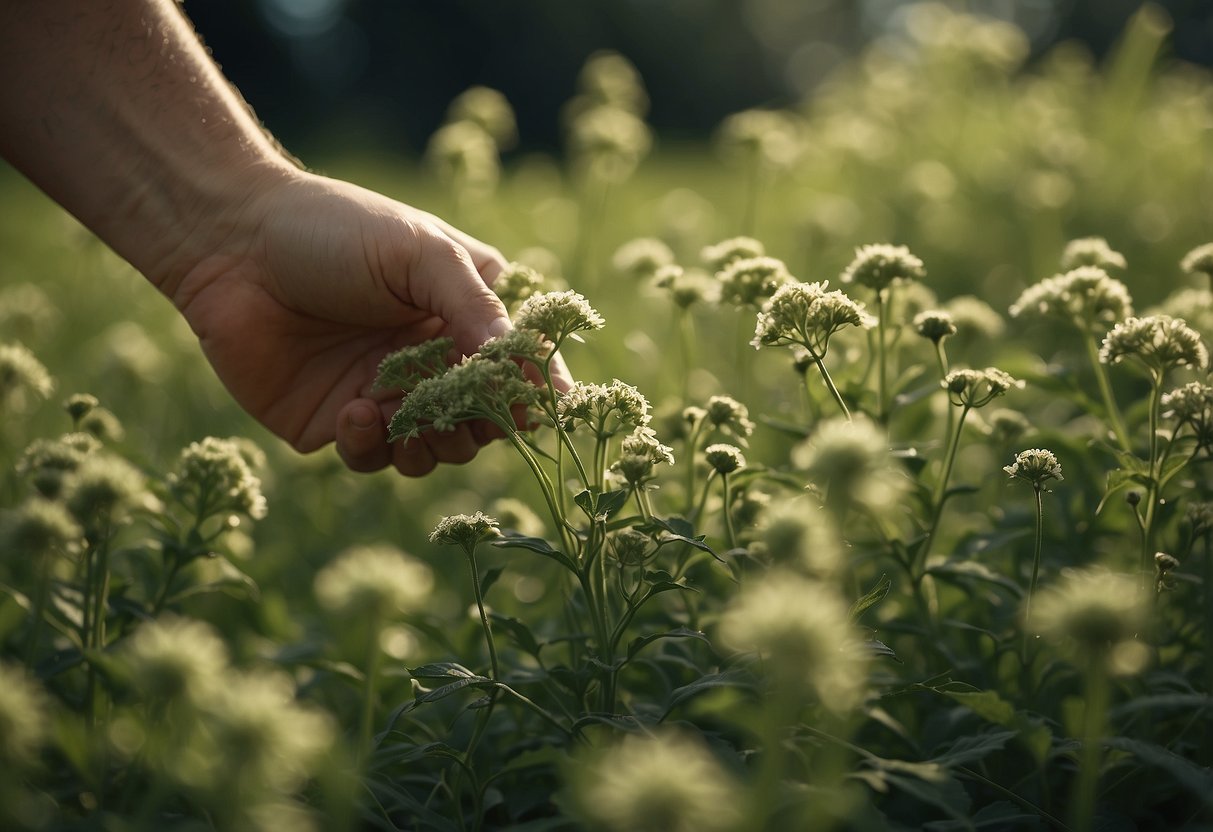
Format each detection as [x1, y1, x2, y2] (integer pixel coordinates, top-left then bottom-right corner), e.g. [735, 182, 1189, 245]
[720, 473, 738, 550]
[1139, 371, 1165, 581]
[876, 291, 888, 423]
[1083, 332, 1132, 452]
[1072, 655, 1110, 832]
[677, 308, 695, 402]
[24, 556, 52, 668]
[914, 405, 970, 577]
[814, 358, 851, 421]
[358, 609, 384, 767]
[465, 545, 499, 682]
[683, 417, 707, 516]
[1022, 485, 1045, 660]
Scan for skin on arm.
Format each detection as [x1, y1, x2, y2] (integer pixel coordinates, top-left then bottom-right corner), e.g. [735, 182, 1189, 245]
[0, 0, 551, 475]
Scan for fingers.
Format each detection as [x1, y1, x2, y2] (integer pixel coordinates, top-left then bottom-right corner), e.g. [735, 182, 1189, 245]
[411, 228, 512, 358]
[335, 397, 486, 476]
[335, 400, 394, 472]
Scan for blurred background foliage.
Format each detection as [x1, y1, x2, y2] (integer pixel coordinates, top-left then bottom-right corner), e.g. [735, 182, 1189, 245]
[188, 0, 1213, 154]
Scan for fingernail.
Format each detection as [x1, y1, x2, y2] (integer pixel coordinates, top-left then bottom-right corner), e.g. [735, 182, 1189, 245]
[350, 404, 378, 430]
[487, 317, 512, 338]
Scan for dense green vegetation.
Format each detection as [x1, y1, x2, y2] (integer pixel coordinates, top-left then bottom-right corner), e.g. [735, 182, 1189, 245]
[2, 6, 1212, 830]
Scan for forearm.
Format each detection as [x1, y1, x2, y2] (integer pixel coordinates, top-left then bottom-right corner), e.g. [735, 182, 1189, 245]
[0, 0, 295, 292]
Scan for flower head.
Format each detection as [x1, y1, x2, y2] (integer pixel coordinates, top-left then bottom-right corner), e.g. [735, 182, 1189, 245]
[1009, 266, 1133, 329]
[913, 309, 957, 343]
[63, 454, 146, 524]
[429, 512, 500, 550]
[759, 498, 841, 579]
[17, 433, 100, 498]
[703, 443, 746, 475]
[943, 367, 1024, 408]
[0, 342, 53, 405]
[717, 256, 792, 308]
[557, 380, 651, 437]
[1162, 381, 1213, 445]
[64, 393, 100, 424]
[492, 262, 545, 309]
[752, 280, 875, 356]
[169, 437, 267, 520]
[120, 615, 230, 703]
[1030, 568, 1149, 674]
[840, 244, 926, 293]
[567, 732, 742, 832]
[0, 498, 81, 559]
[1060, 237, 1127, 272]
[1099, 315, 1208, 374]
[476, 328, 553, 365]
[569, 105, 652, 183]
[944, 295, 1005, 339]
[514, 290, 606, 344]
[716, 108, 803, 169]
[1181, 243, 1213, 279]
[612, 238, 675, 280]
[793, 416, 909, 513]
[314, 544, 434, 617]
[426, 121, 499, 192]
[0, 662, 47, 769]
[576, 50, 648, 115]
[374, 338, 455, 393]
[719, 572, 866, 710]
[611, 426, 675, 486]
[1003, 448, 1063, 489]
[704, 395, 755, 443]
[446, 86, 517, 149]
[700, 236, 765, 272]
[654, 265, 718, 309]
[389, 354, 539, 441]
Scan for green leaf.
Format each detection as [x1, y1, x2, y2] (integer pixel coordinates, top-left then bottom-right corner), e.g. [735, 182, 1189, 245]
[928, 730, 1017, 768]
[626, 627, 710, 660]
[927, 560, 1024, 598]
[416, 675, 495, 705]
[489, 612, 542, 657]
[663, 669, 754, 718]
[409, 661, 478, 680]
[167, 555, 260, 604]
[923, 800, 1041, 831]
[636, 516, 722, 561]
[1103, 736, 1213, 808]
[492, 532, 576, 571]
[850, 573, 891, 621]
[480, 566, 506, 597]
[864, 639, 901, 662]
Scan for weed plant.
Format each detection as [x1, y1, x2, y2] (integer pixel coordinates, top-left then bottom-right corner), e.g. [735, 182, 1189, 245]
[2, 6, 1213, 831]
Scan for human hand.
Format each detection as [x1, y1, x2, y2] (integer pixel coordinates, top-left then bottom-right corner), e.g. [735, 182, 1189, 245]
[166, 169, 566, 476]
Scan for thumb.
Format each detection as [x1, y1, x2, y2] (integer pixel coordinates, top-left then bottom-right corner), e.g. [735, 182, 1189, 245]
[411, 230, 512, 356]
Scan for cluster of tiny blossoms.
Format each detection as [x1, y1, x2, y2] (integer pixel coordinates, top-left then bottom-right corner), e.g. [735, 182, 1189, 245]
[1009, 266, 1133, 329]
[557, 379, 651, 436]
[169, 437, 267, 520]
[943, 367, 1024, 408]
[1098, 315, 1209, 375]
[1003, 448, 1063, 490]
[429, 512, 500, 550]
[752, 281, 875, 356]
[840, 244, 926, 293]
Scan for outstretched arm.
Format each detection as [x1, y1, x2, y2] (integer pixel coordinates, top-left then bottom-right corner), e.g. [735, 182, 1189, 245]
[0, 0, 530, 475]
